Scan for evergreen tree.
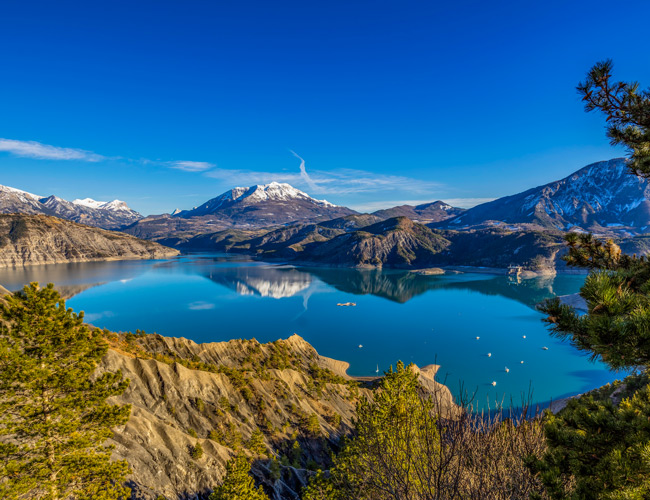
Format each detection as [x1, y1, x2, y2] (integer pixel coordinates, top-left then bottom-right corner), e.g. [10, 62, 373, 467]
[577, 59, 650, 177]
[529, 62, 650, 499]
[246, 428, 266, 456]
[0, 283, 131, 499]
[209, 454, 270, 500]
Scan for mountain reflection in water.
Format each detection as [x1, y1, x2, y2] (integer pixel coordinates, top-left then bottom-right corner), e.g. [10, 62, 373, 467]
[0, 253, 605, 410]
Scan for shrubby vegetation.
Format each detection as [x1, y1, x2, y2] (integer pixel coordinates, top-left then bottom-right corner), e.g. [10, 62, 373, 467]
[302, 361, 545, 500]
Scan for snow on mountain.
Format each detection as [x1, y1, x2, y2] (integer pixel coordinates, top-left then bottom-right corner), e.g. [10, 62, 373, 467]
[440, 158, 650, 234]
[176, 181, 355, 227]
[0, 183, 143, 229]
[210, 182, 336, 209]
[72, 197, 107, 209]
[0, 184, 42, 202]
[72, 198, 134, 212]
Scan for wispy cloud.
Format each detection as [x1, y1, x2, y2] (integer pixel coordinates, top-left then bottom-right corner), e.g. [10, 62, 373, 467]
[0, 138, 217, 174]
[290, 150, 319, 192]
[204, 165, 440, 195]
[0, 138, 105, 161]
[169, 160, 216, 172]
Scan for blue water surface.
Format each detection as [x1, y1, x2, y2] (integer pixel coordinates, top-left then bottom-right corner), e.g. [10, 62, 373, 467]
[0, 254, 619, 410]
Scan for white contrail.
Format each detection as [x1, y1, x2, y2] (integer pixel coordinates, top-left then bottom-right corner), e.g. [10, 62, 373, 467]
[289, 150, 319, 192]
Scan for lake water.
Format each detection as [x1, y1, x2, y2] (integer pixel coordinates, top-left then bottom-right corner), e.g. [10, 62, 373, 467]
[0, 254, 620, 409]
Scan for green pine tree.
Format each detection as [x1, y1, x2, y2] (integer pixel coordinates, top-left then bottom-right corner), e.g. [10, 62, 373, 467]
[529, 62, 650, 499]
[209, 454, 270, 500]
[577, 59, 650, 177]
[246, 428, 267, 456]
[0, 283, 132, 500]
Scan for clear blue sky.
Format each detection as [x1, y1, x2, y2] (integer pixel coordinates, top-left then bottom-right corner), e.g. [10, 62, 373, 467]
[1, 0, 649, 215]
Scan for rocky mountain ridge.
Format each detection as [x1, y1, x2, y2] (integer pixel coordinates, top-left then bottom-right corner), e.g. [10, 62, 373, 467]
[167, 215, 566, 273]
[100, 331, 454, 499]
[440, 158, 650, 236]
[176, 182, 356, 226]
[372, 200, 465, 223]
[0, 183, 143, 229]
[0, 214, 179, 267]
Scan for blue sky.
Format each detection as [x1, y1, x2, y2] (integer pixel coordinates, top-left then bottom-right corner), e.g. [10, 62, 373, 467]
[1, 0, 649, 215]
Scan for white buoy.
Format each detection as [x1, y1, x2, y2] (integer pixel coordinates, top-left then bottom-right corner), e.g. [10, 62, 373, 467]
[505, 367, 510, 373]
[487, 353, 492, 357]
[491, 381, 497, 386]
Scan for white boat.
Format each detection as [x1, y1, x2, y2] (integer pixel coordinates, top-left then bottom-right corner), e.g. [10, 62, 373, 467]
[505, 367, 510, 373]
[487, 353, 492, 357]
[542, 346, 549, 350]
[475, 336, 480, 340]
[491, 381, 497, 386]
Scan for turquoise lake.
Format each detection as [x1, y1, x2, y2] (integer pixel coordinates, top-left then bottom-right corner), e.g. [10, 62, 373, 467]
[0, 254, 621, 409]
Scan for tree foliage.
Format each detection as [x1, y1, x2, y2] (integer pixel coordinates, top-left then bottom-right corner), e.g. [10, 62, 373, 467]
[303, 361, 544, 500]
[0, 283, 131, 500]
[530, 61, 650, 499]
[540, 234, 650, 370]
[577, 59, 650, 176]
[209, 455, 270, 500]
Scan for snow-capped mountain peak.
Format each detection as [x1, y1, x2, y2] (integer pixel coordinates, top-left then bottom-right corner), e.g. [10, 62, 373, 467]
[440, 157, 650, 235]
[218, 182, 336, 207]
[0, 184, 143, 229]
[176, 181, 355, 225]
[72, 197, 106, 209]
[0, 184, 42, 202]
[72, 198, 131, 211]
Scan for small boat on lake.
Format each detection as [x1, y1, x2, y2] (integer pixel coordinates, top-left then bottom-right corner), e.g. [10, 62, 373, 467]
[337, 302, 357, 307]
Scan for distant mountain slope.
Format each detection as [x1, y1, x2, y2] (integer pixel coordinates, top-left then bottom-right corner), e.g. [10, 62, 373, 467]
[0, 214, 178, 267]
[291, 217, 451, 268]
[176, 181, 357, 226]
[0, 183, 142, 229]
[440, 158, 650, 234]
[0, 184, 49, 215]
[373, 201, 465, 222]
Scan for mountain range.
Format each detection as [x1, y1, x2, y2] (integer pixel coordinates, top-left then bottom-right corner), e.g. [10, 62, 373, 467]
[3, 157, 650, 272]
[439, 158, 649, 236]
[0, 184, 142, 229]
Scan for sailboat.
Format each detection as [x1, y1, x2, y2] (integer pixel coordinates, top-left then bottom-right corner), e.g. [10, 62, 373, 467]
[375, 364, 379, 375]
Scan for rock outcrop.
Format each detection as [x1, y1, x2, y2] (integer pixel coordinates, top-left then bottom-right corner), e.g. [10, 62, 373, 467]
[0, 214, 179, 267]
[100, 332, 456, 499]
